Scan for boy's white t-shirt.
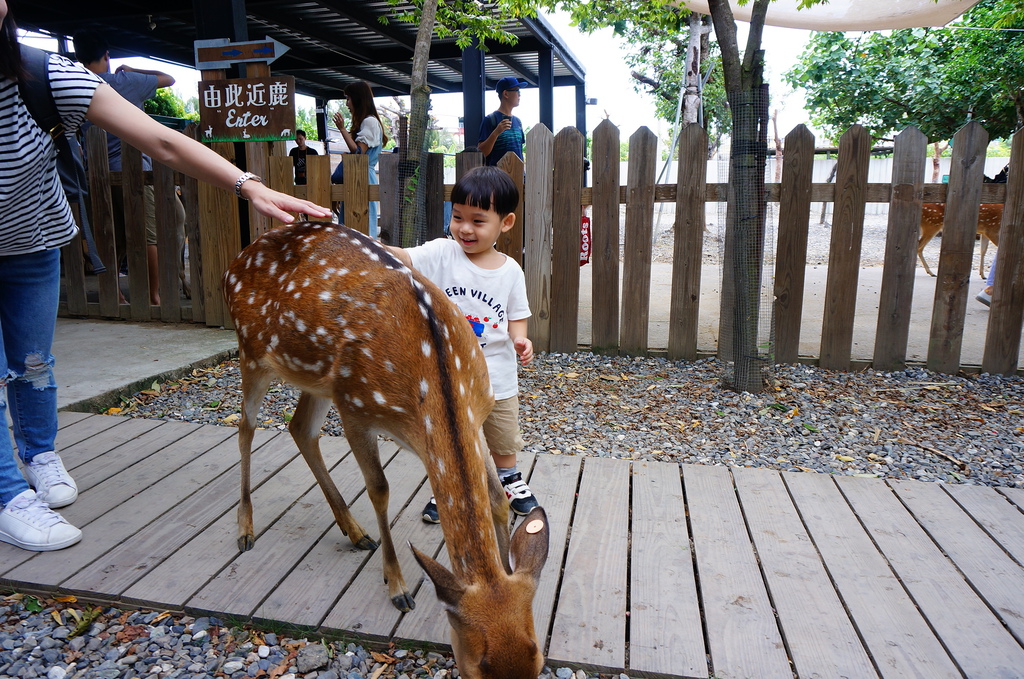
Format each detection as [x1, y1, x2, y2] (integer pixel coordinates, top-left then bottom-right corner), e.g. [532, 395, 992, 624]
[407, 238, 531, 400]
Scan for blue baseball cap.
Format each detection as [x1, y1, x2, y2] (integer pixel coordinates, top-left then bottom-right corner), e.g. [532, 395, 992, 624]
[495, 76, 529, 94]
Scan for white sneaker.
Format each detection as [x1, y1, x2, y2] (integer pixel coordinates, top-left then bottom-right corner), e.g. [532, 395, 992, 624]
[976, 289, 992, 307]
[25, 451, 78, 508]
[0, 489, 82, 551]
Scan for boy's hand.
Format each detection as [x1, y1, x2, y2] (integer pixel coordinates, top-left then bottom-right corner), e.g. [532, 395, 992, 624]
[514, 337, 533, 366]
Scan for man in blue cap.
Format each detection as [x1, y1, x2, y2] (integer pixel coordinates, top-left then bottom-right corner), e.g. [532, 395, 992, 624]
[478, 76, 528, 166]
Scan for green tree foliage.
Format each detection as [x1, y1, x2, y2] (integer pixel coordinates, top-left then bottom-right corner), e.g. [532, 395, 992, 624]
[143, 88, 197, 122]
[785, 0, 1024, 144]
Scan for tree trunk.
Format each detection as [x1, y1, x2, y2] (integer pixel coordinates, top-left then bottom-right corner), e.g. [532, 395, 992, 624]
[707, 0, 771, 393]
[399, 0, 438, 247]
[682, 13, 702, 125]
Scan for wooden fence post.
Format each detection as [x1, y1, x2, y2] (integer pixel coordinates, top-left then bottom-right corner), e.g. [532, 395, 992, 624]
[772, 124, 815, 364]
[456, 149, 483, 181]
[591, 120, 620, 355]
[121, 143, 149, 321]
[497, 153, 525, 266]
[84, 126, 121, 319]
[306, 154, 332, 220]
[668, 123, 710, 361]
[873, 126, 927, 370]
[154, 161, 182, 323]
[182, 124, 204, 324]
[549, 127, 585, 354]
[820, 124, 871, 370]
[379, 152, 401, 242]
[982, 128, 1024, 374]
[341, 153, 369, 234]
[620, 127, 658, 356]
[525, 125, 554, 352]
[927, 121, 988, 373]
[424, 152, 446, 242]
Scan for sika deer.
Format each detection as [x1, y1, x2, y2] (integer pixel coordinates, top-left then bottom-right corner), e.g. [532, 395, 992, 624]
[224, 222, 549, 679]
[916, 202, 1002, 278]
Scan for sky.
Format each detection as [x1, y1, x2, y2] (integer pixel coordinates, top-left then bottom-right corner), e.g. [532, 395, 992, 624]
[23, 10, 820, 145]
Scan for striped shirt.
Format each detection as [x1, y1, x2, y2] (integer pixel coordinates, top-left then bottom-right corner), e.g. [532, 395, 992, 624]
[0, 53, 102, 256]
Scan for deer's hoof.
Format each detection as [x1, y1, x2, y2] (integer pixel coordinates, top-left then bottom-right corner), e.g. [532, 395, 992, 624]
[391, 592, 416, 612]
[238, 534, 255, 551]
[354, 535, 379, 551]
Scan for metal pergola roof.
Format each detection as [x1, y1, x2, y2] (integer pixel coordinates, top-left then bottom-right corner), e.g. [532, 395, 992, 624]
[16, 1, 587, 104]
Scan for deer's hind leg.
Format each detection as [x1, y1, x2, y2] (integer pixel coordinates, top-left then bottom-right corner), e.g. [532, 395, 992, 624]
[237, 355, 274, 551]
[341, 418, 414, 612]
[290, 392, 378, 552]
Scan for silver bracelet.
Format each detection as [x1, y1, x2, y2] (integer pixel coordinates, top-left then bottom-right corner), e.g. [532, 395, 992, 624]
[234, 172, 263, 198]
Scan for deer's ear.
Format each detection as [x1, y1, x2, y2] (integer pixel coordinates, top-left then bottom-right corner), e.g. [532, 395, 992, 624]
[509, 506, 549, 584]
[412, 543, 466, 609]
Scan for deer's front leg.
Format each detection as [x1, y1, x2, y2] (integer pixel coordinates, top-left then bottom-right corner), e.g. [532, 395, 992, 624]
[237, 361, 273, 551]
[345, 421, 414, 612]
[292, 393, 377, 551]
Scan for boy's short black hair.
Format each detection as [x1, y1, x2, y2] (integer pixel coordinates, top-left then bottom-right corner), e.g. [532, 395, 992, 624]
[450, 166, 518, 217]
[73, 30, 108, 65]
[296, 129, 307, 138]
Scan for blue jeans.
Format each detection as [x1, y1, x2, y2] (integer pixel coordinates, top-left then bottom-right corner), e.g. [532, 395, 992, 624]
[0, 248, 61, 505]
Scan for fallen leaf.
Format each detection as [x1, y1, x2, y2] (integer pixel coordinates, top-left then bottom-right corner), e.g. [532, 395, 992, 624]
[563, 372, 579, 378]
[599, 374, 621, 382]
[52, 610, 63, 626]
[152, 611, 171, 624]
[221, 413, 241, 424]
[55, 595, 77, 603]
[105, 407, 122, 415]
[835, 455, 856, 462]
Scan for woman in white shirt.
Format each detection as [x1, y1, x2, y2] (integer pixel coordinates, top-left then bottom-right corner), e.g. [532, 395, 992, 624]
[333, 80, 388, 239]
[0, 0, 330, 552]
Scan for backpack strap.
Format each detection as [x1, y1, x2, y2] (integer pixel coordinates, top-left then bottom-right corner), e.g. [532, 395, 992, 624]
[17, 44, 65, 140]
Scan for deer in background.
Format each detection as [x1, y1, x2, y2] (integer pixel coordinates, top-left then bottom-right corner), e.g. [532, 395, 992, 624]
[917, 166, 1007, 278]
[224, 222, 549, 679]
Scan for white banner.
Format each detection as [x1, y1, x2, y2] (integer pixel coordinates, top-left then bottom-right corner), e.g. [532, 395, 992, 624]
[673, 0, 983, 31]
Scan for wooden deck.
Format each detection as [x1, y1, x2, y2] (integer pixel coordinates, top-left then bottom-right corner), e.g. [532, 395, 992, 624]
[3, 413, 1024, 678]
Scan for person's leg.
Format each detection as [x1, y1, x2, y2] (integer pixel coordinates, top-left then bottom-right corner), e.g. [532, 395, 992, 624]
[978, 251, 997, 306]
[144, 186, 160, 305]
[483, 396, 539, 516]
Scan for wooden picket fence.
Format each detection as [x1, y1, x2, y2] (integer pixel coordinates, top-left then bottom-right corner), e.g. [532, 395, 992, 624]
[58, 121, 1024, 376]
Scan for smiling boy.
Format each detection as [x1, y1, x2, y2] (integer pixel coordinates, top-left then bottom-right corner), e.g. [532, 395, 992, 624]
[384, 166, 540, 522]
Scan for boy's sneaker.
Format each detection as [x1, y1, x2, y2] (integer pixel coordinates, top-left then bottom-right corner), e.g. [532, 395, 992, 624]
[25, 452, 78, 508]
[422, 496, 440, 524]
[0, 489, 82, 551]
[976, 287, 992, 307]
[501, 472, 540, 516]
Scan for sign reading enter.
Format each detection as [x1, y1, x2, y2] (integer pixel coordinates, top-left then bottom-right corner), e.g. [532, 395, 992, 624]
[198, 76, 296, 143]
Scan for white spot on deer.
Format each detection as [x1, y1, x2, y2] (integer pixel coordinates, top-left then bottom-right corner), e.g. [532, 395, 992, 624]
[424, 415, 432, 434]
[319, 291, 332, 302]
[239, 325, 248, 338]
[459, 383, 465, 396]
[268, 262, 278, 275]
[302, 278, 311, 287]
[361, 347, 373, 360]
[247, 293, 256, 305]
[234, 281, 243, 294]
[454, 355, 461, 370]
[268, 335, 279, 348]
[317, 326, 328, 336]
[344, 329, 357, 341]
[293, 292, 302, 299]
[436, 457, 446, 475]
[295, 319, 306, 332]
[421, 341, 431, 357]
[338, 365, 352, 378]
[352, 397, 364, 408]
[319, 259, 327, 266]
[373, 392, 387, 405]
[420, 379, 429, 398]
[248, 360, 258, 370]
[466, 406, 474, 421]
[286, 281, 296, 292]
[391, 405, 406, 414]
[360, 376, 368, 384]
[254, 252, 264, 267]
[384, 360, 395, 372]
[418, 303, 430, 319]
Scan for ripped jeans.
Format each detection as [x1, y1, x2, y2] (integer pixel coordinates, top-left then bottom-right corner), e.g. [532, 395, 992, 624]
[0, 248, 60, 505]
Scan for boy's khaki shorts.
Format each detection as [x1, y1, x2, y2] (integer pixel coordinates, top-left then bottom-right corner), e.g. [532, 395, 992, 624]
[481, 395, 524, 457]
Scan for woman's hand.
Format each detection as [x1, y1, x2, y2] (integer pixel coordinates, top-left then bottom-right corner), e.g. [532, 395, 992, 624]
[241, 181, 332, 222]
[333, 111, 346, 130]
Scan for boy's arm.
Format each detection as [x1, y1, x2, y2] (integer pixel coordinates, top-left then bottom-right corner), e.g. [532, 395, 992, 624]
[384, 244, 413, 268]
[508, 319, 533, 366]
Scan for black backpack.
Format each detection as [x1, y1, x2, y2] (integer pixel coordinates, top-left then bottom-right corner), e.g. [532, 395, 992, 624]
[18, 43, 105, 273]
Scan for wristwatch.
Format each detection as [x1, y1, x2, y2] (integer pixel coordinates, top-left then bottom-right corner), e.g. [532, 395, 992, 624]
[234, 171, 263, 198]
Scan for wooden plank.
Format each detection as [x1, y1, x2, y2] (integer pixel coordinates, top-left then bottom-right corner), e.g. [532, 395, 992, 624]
[58, 417, 165, 469]
[772, 124, 815, 364]
[180, 127, 204, 323]
[154, 162, 182, 322]
[1000, 486, 1024, 511]
[619, 128, 657, 356]
[84, 126, 121, 319]
[67, 429, 280, 599]
[837, 476, 1024, 677]
[306, 154, 332, 222]
[820, 124, 871, 370]
[983, 128, 1024, 374]
[61, 227, 88, 317]
[928, 121, 989, 373]
[55, 413, 132, 450]
[379, 152, 401, 244]
[590, 120, 620, 354]
[944, 483, 1024, 565]
[56, 411, 93, 428]
[524, 125, 554, 352]
[121, 143, 150, 321]
[668, 124, 710, 361]
[873, 127, 927, 370]
[734, 468, 875, 678]
[496, 153, 525, 266]
[198, 119, 240, 329]
[120, 432, 321, 607]
[785, 473, 960, 678]
[318, 448, 434, 640]
[890, 479, 1024, 642]
[67, 419, 199, 490]
[266, 443, 410, 628]
[684, 465, 790, 679]
[3, 424, 237, 589]
[629, 461, 706, 678]
[341, 153, 369, 234]
[549, 127, 584, 354]
[547, 457, 629, 671]
[190, 439, 392, 621]
[424, 152, 446, 243]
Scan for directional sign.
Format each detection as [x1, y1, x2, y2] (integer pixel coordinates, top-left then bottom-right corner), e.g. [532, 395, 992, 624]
[194, 37, 290, 70]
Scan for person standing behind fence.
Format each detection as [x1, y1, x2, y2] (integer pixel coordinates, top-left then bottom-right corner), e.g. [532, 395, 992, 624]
[0, 3, 330, 553]
[288, 129, 317, 185]
[478, 76, 528, 167]
[74, 29, 185, 306]
[332, 81, 387, 240]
